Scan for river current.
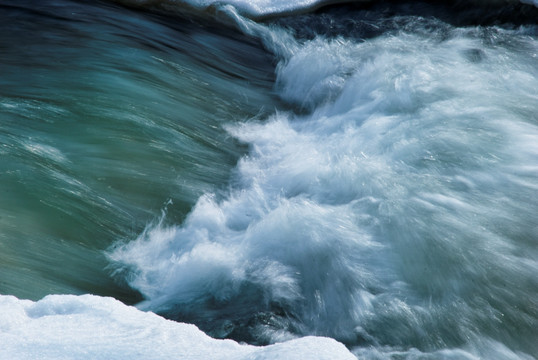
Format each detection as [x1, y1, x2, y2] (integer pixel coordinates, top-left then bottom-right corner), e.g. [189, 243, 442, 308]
[1, 0, 537, 358]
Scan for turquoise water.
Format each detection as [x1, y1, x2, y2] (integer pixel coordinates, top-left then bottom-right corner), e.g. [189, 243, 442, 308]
[1, 0, 537, 358]
[0, 0, 277, 301]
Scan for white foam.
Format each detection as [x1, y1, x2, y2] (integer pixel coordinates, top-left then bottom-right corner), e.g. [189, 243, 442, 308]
[352, 340, 537, 360]
[23, 141, 68, 164]
[0, 294, 355, 360]
[117, 0, 538, 18]
[117, 0, 344, 17]
[110, 18, 538, 355]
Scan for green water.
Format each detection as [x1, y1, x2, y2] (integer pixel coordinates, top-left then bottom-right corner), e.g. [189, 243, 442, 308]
[0, 0, 277, 302]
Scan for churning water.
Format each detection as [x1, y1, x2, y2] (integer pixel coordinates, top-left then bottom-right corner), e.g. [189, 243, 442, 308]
[1, 0, 537, 359]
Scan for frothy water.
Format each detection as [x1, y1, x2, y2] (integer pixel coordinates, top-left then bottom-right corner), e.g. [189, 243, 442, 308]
[115, 0, 538, 18]
[1, 0, 537, 359]
[110, 5, 538, 359]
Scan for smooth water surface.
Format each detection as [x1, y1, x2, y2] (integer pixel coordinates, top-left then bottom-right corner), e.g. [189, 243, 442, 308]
[0, 0, 277, 301]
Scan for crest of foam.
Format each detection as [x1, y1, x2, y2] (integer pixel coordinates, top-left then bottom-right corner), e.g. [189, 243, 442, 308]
[110, 15, 538, 353]
[118, 0, 537, 18]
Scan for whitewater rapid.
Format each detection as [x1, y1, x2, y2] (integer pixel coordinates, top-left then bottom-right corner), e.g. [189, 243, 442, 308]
[109, 4, 538, 359]
[118, 0, 538, 18]
[1, 0, 537, 359]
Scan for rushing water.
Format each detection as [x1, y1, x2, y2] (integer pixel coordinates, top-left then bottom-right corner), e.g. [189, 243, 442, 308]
[0, 0, 277, 302]
[1, 0, 537, 359]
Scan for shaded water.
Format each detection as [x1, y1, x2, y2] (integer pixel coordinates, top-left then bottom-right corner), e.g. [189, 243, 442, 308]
[1, 0, 537, 359]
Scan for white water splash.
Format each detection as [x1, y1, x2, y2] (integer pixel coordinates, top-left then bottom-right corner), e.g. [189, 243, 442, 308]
[116, 0, 538, 17]
[111, 14, 538, 358]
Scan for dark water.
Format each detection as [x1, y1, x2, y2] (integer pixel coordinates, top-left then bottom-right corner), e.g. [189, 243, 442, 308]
[1, 0, 537, 358]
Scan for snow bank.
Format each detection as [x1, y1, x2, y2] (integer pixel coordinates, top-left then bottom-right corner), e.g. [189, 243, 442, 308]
[0, 294, 355, 360]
